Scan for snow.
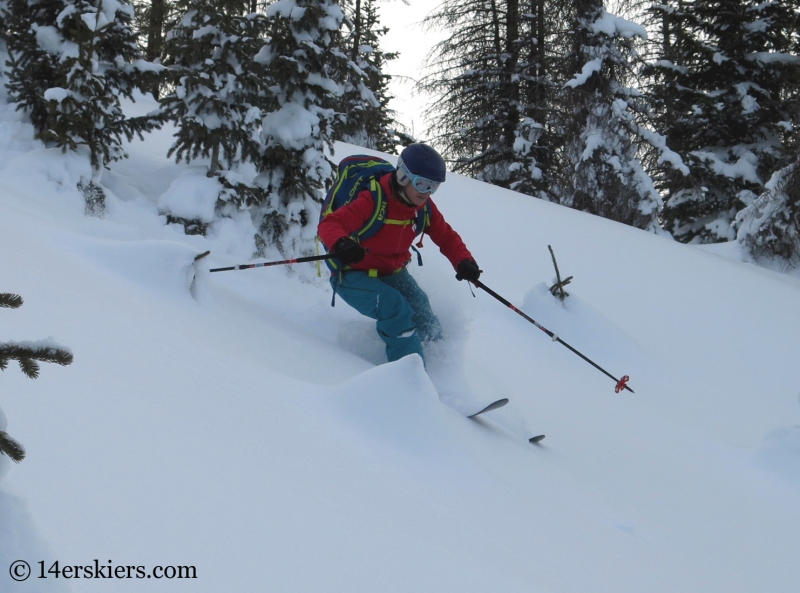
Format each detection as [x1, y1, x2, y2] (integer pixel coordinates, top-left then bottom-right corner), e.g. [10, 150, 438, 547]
[692, 147, 762, 184]
[157, 169, 222, 224]
[0, 339, 71, 354]
[266, 0, 305, 21]
[32, 25, 64, 56]
[747, 51, 800, 64]
[2, 94, 800, 593]
[262, 102, 320, 149]
[591, 9, 648, 40]
[43, 88, 69, 103]
[564, 57, 603, 88]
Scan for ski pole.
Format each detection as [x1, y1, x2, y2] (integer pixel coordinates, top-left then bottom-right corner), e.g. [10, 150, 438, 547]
[209, 253, 334, 273]
[473, 280, 634, 393]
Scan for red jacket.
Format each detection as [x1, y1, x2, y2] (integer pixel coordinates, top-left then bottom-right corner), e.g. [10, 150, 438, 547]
[318, 173, 473, 276]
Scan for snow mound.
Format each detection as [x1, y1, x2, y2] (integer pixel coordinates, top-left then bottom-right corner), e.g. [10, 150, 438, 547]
[157, 169, 222, 224]
[326, 355, 458, 459]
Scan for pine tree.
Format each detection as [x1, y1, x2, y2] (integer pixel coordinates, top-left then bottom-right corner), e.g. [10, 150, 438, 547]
[337, 0, 397, 152]
[508, 0, 558, 198]
[159, 0, 267, 234]
[0, 1, 9, 43]
[420, 0, 564, 199]
[422, 0, 525, 187]
[253, 0, 345, 257]
[557, 1, 679, 232]
[5, 0, 164, 215]
[0, 293, 73, 463]
[647, 0, 800, 243]
[736, 157, 800, 267]
[132, 0, 173, 97]
[133, 0, 171, 62]
[4, 0, 66, 133]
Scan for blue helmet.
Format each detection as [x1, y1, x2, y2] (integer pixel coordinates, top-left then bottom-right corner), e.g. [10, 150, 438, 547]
[397, 144, 447, 193]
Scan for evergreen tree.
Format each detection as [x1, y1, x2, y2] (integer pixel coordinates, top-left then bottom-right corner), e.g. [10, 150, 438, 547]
[253, 0, 345, 257]
[422, 0, 526, 187]
[159, 0, 267, 233]
[4, 0, 66, 133]
[558, 1, 681, 231]
[5, 0, 163, 215]
[132, 0, 173, 97]
[0, 1, 9, 43]
[133, 0, 171, 62]
[1, 293, 73, 463]
[509, 0, 559, 198]
[337, 0, 397, 152]
[646, 0, 800, 243]
[736, 157, 800, 267]
[420, 0, 565, 199]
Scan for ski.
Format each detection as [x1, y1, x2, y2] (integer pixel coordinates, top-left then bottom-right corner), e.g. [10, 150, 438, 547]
[467, 398, 509, 419]
[462, 398, 546, 445]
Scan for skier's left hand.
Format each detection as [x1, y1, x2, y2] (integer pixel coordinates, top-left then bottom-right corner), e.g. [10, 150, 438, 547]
[456, 258, 482, 283]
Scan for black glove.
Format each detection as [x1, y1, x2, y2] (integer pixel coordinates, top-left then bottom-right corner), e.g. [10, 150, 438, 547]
[332, 236, 366, 265]
[456, 258, 481, 283]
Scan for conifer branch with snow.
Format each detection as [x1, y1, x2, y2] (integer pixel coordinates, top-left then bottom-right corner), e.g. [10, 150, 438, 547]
[0, 293, 73, 463]
[737, 159, 800, 267]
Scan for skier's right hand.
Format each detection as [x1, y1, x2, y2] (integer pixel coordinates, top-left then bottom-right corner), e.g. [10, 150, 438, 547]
[333, 236, 366, 265]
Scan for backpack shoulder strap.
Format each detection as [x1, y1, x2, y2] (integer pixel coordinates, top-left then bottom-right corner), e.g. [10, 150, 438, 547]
[355, 177, 388, 240]
[418, 202, 432, 235]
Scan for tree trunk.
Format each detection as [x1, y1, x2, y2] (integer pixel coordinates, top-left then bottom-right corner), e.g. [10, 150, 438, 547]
[351, 0, 362, 63]
[146, 0, 167, 98]
[504, 0, 520, 148]
[146, 0, 167, 63]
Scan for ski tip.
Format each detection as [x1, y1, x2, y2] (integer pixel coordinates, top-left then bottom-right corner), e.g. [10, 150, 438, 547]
[467, 398, 509, 419]
[529, 435, 545, 445]
[194, 250, 211, 262]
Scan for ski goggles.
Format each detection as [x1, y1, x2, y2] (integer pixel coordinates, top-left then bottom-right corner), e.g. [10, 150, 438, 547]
[397, 160, 442, 195]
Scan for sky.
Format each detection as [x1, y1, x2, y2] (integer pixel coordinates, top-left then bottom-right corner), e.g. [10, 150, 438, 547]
[2, 77, 800, 591]
[377, 0, 643, 141]
[379, 0, 445, 138]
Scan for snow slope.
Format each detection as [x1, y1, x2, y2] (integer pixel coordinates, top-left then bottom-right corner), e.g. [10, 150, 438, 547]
[2, 94, 800, 593]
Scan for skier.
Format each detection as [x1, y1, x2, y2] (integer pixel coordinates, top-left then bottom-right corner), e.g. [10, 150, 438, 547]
[318, 143, 481, 365]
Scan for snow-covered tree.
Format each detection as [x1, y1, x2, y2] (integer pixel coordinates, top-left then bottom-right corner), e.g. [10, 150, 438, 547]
[133, 0, 170, 61]
[1, 292, 73, 463]
[505, 0, 563, 198]
[336, 0, 397, 152]
[736, 158, 800, 267]
[0, 1, 9, 43]
[4, 0, 66, 133]
[131, 0, 173, 97]
[646, 0, 800, 243]
[5, 0, 163, 215]
[558, 2, 683, 232]
[253, 0, 345, 257]
[423, 0, 607, 200]
[421, 0, 551, 195]
[159, 0, 267, 233]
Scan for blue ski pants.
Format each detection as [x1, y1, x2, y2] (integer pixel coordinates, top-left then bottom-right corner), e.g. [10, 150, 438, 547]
[331, 269, 443, 364]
